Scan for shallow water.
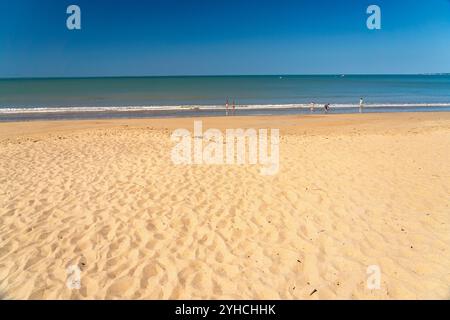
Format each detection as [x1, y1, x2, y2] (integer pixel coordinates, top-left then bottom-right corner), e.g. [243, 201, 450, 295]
[1, 74, 450, 121]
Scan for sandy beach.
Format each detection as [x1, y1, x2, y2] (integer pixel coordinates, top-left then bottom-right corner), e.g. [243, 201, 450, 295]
[0, 112, 449, 300]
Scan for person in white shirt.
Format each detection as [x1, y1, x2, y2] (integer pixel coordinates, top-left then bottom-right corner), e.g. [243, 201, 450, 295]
[359, 97, 364, 113]
[226, 98, 229, 116]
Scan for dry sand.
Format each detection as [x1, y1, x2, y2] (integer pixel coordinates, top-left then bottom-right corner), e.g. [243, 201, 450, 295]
[0, 112, 449, 299]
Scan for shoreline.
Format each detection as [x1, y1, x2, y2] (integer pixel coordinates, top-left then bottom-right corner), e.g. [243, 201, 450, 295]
[1, 105, 450, 123]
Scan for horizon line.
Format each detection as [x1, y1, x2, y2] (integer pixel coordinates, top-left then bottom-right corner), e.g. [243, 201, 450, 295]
[1, 73, 450, 80]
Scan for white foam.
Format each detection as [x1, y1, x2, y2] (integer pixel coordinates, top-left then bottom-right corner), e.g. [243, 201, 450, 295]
[1, 103, 450, 114]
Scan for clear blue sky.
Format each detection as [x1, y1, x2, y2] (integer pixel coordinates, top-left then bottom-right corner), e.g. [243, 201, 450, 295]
[1, 0, 449, 77]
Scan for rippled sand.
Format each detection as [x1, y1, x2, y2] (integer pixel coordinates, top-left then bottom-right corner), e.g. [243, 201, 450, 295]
[0, 112, 449, 299]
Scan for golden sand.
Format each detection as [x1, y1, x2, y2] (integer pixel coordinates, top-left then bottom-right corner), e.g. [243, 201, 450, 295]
[0, 112, 449, 299]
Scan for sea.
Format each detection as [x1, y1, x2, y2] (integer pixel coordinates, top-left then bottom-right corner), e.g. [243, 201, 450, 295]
[1, 74, 450, 121]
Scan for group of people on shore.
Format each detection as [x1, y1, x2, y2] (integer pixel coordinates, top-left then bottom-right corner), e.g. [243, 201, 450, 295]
[225, 98, 236, 116]
[224, 97, 365, 115]
[309, 98, 365, 113]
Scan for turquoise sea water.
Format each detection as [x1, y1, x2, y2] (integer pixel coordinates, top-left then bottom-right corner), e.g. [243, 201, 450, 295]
[0, 75, 450, 120]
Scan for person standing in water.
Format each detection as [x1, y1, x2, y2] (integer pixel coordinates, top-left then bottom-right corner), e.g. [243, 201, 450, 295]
[324, 103, 330, 113]
[310, 102, 315, 113]
[232, 100, 236, 116]
[225, 98, 229, 116]
[359, 97, 364, 113]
